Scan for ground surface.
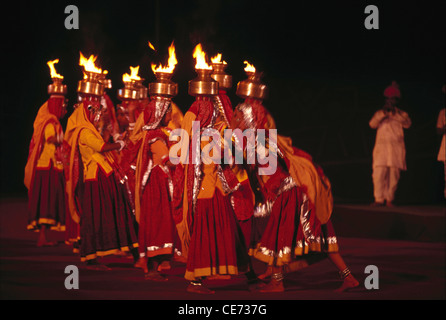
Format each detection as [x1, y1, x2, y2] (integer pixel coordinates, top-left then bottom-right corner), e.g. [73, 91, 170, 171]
[1, 197, 444, 303]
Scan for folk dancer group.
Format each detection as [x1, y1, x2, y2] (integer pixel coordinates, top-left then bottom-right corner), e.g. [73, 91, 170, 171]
[25, 57, 365, 294]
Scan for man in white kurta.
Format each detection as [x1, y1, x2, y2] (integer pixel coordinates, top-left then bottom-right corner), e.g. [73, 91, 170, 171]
[369, 83, 411, 206]
[437, 107, 445, 198]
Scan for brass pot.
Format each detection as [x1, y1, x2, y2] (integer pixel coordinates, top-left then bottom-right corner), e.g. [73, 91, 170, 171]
[148, 71, 178, 97]
[139, 86, 148, 99]
[100, 78, 112, 89]
[236, 71, 268, 100]
[118, 79, 145, 100]
[48, 78, 67, 95]
[118, 88, 140, 100]
[77, 71, 105, 96]
[77, 80, 104, 96]
[188, 68, 218, 96]
[211, 63, 232, 90]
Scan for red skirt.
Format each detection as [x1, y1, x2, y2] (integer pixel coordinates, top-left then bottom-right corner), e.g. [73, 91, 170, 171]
[251, 187, 339, 266]
[79, 169, 138, 261]
[27, 164, 66, 231]
[138, 166, 175, 258]
[185, 190, 249, 281]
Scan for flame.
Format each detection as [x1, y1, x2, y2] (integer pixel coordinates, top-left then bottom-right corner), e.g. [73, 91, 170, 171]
[211, 53, 227, 64]
[79, 52, 103, 74]
[123, 66, 141, 83]
[148, 41, 156, 51]
[47, 59, 64, 79]
[151, 42, 177, 74]
[244, 61, 256, 73]
[193, 44, 212, 70]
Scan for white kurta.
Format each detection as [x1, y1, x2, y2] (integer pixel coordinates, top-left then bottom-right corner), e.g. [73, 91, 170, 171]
[369, 108, 411, 171]
[437, 108, 445, 162]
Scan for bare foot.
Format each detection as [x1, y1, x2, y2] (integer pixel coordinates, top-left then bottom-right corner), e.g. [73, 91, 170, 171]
[334, 274, 359, 292]
[157, 261, 171, 272]
[37, 241, 57, 247]
[144, 271, 168, 282]
[187, 283, 215, 294]
[257, 266, 272, 280]
[259, 280, 284, 293]
[134, 257, 148, 272]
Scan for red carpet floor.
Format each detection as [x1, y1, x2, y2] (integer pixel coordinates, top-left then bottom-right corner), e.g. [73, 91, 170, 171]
[1, 197, 445, 302]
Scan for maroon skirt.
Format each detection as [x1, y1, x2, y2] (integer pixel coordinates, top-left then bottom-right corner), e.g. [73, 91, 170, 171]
[251, 187, 339, 266]
[27, 164, 66, 231]
[79, 169, 138, 261]
[138, 166, 175, 258]
[185, 190, 249, 281]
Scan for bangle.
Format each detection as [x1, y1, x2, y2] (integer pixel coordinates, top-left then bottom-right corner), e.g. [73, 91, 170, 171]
[116, 140, 125, 151]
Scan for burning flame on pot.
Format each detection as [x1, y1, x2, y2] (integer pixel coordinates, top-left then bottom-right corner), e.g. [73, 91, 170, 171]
[211, 53, 227, 65]
[122, 66, 141, 83]
[193, 44, 212, 70]
[47, 59, 64, 79]
[79, 52, 103, 75]
[244, 61, 256, 73]
[151, 42, 177, 74]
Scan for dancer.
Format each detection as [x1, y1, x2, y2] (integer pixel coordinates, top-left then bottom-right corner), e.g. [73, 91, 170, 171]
[173, 45, 249, 294]
[231, 65, 359, 292]
[65, 70, 138, 269]
[134, 96, 176, 281]
[211, 56, 260, 287]
[24, 60, 67, 247]
[115, 67, 147, 213]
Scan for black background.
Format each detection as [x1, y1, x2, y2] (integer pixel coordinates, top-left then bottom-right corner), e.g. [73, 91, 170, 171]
[2, 0, 445, 204]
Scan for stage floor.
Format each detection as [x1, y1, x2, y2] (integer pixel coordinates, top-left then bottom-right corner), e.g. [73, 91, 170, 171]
[1, 197, 445, 301]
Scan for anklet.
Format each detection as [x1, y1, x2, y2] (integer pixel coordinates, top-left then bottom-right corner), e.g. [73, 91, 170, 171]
[339, 267, 351, 280]
[272, 273, 284, 282]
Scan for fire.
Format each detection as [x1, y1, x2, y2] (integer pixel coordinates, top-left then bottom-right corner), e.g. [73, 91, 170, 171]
[148, 41, 156, 51]
[123, 66, 142, 83]
[211, 53, 227, 64]
[193, 44, 212, 70]
[79, 52, 103, 74]
[151, 42, 177, 74]
[47, 59, 64, 79]
[244, 61, 256, 73]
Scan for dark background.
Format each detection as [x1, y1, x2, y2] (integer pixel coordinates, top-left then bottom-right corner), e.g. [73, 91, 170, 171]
[2, 0, 445, 204]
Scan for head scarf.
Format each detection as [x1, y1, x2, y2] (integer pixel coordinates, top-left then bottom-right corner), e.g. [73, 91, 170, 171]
[133, 96, 173, 223]
[64, 102, 108, 223]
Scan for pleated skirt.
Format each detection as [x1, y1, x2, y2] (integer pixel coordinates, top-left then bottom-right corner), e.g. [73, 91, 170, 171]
[250, 187, 339, 267]
[27, 165, 66, 231]
[138, 166, 176, 258]
[185, 190, 249, 281]
[79, 169, 138, 261]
